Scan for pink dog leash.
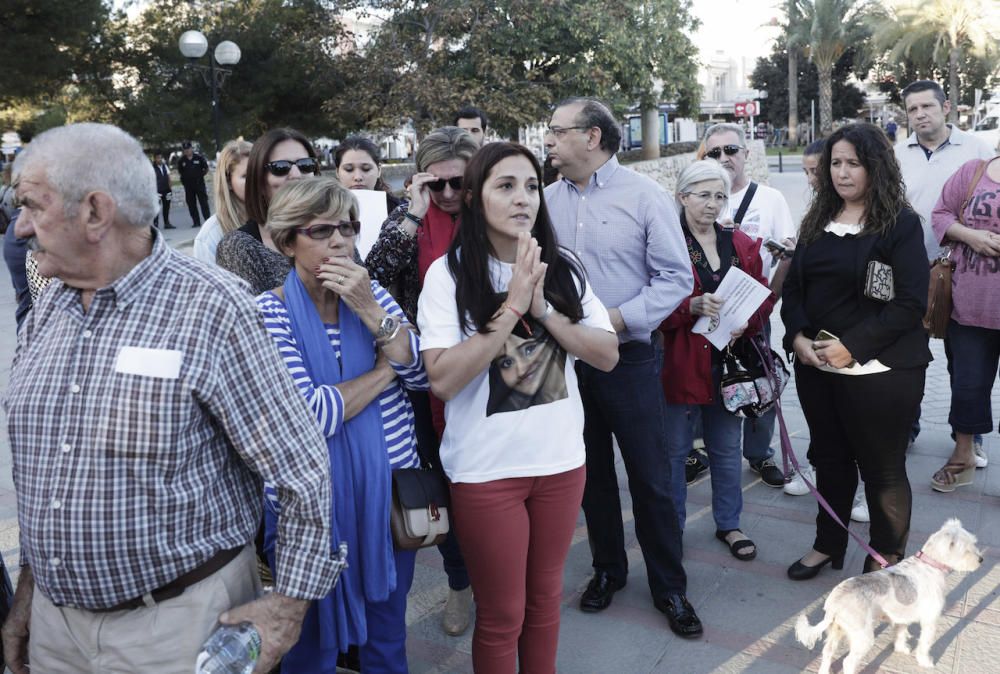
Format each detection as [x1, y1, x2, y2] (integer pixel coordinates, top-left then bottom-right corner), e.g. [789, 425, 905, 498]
[751, 338, 892, 570]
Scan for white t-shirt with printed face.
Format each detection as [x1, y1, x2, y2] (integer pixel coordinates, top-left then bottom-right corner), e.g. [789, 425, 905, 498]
[417, 255, 614, 484]
[726, 182, 797, 279]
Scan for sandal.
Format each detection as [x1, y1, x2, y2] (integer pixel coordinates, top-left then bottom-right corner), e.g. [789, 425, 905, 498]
[715, 529, 757, 561]
[931, 461, 975, 493]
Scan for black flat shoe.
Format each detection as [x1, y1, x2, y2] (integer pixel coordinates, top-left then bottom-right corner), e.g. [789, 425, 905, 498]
[654, 594, 704, 639]
[787, 553, 845, 581]
[579, 571, 625, 613]
[715, 529, 757, 561]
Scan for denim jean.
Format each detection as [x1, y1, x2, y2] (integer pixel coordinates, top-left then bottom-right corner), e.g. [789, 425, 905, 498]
[576, 339, 687, 597]
[665, 398, 744, 532]
[946, 319, 1000, 435]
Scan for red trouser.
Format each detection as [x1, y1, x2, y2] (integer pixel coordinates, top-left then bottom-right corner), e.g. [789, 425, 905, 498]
[451, 465, 585, 674]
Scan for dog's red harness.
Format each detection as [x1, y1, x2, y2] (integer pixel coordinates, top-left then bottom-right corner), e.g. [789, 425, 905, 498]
[915, 551, 951, 573]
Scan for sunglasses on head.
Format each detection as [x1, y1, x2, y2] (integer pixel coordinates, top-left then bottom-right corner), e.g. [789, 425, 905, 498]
[427, 176, 463, 192]
[705, 145, 744, 160]
[295, 221, 360, 240]
[265, 157, 319, 177]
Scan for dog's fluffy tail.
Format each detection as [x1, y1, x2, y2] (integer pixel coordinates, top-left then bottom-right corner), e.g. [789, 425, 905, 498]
[795, 613, 830, 649]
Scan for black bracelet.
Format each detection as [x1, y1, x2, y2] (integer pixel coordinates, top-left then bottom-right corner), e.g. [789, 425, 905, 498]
[403, 211, 422, 226]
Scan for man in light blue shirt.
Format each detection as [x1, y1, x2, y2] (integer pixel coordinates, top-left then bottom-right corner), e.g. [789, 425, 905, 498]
[544, 97, 701, 638]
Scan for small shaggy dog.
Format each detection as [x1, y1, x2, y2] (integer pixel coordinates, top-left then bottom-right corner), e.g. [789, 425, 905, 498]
[795, 518, 983, 674]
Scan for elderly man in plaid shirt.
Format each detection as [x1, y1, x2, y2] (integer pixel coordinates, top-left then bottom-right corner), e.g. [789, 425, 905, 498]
[1, 123, 340, 673]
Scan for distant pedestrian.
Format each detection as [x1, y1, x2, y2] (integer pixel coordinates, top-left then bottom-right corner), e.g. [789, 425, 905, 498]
[886, 119, 898, 143]
[178, 141, 210, 227]
[152, 152, 174, 229]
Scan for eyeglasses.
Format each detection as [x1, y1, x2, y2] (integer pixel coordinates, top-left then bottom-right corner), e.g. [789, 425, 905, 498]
[427, 176, 463, 192]
[682, 191, 728, 204]
[265, 158, 319, 177]
[546, 126, 590, 138]
[705, 145, 744, 160]
[295, 221, 360, 239]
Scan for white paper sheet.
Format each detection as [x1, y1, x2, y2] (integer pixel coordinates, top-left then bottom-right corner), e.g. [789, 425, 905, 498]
[352, 189, 389, 261]
[691, 266, 771, 351]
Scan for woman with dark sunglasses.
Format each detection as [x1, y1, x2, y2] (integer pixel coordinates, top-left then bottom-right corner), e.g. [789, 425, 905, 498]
[256, 176, 428, 673]
[217, 127, 320, 294]
[364, 125, 481, 637]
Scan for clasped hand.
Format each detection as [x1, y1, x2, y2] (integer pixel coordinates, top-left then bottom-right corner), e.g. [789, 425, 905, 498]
[792, 333, 854, 368]
[506, 232, 548, 318]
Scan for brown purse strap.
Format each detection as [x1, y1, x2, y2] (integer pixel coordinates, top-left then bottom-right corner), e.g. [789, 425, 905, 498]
[958, 158, 993, 226]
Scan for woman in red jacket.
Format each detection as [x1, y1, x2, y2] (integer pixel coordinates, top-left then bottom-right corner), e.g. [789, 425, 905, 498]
[659, 160, 776, 561]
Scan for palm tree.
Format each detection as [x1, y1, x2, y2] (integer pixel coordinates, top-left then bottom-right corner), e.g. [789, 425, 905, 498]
[869, 0, 1000, 121]
[787, 0, 801, 145]
[791, 0, 869, 137]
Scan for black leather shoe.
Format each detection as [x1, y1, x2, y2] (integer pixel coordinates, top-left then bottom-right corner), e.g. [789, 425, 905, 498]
[787, 553, 844, 581]
[654, 594, 703, 638]
[579, 571, 625, 613]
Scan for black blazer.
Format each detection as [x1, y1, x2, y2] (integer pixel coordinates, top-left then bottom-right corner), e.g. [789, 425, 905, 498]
[781, 208, 932, 368]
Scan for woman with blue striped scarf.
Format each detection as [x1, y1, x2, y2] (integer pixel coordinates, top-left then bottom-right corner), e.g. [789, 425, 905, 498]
[255, 175, 428, 673]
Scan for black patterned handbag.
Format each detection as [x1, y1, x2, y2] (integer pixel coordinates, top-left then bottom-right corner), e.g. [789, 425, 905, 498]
[720, 335, 789, 418]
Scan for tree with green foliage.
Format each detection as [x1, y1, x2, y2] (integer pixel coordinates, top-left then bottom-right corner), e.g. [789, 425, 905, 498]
[790, 0, 870, 136]
[867, 0, 1000, 121]
[751, 41, 866, 132]
[335, 0, 700, 150]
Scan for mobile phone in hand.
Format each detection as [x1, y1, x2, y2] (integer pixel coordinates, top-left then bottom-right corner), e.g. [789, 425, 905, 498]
[814, 329, 839, 343]
[763, 238, 787, 256]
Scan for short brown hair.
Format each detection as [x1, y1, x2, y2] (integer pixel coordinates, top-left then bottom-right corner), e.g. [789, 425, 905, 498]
[267, 176, 358, 256]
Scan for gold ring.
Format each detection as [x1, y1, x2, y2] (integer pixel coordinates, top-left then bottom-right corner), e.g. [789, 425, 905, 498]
[337, 275, 346, 284]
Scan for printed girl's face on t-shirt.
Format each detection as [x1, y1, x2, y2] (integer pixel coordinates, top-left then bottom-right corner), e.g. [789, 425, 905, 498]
[496, 333, 551, 396]
[830, 140, 869, 206]
[486, 315, 568, 416]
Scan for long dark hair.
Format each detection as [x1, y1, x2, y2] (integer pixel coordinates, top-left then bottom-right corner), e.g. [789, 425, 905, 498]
[448, 142, 585, 334]
[799, 123, 911, 244]
[245, 127, 319, 225]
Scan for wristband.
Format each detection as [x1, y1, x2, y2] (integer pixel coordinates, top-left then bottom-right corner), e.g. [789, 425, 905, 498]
[403, 211, 423, 227]
[500, 302, 533, 336]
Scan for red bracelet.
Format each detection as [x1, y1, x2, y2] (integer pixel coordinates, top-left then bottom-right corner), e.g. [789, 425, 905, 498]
[502, 303, 533, 336]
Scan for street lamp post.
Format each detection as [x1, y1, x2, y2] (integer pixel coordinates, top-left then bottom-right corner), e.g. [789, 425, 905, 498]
[178, 30, 241, 155]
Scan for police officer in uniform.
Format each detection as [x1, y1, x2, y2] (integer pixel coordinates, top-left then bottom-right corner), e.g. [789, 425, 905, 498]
[178, 141, 210, 227]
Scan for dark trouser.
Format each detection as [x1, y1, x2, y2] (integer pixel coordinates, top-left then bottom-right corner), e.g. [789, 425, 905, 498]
[795, 363, 924, 568]
[946, 319, 1000, 434]
[154, 192, 171, 227]
[184, 183, 210, 225]
[576, 339, 687, 598]
[406, 389, 470, 591]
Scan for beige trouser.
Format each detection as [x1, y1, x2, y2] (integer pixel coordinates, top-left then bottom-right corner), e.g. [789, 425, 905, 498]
[29, 545, 261, 674]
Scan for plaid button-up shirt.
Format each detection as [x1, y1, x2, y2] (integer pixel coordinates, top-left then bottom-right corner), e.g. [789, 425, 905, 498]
[4, 231, 338, 609]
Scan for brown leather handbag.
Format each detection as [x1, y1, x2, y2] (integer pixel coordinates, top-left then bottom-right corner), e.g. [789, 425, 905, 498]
[923, 159, 989, 339]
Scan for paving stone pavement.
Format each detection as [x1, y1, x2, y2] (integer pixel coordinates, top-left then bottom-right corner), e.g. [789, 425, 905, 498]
[1, 169, 997, 673]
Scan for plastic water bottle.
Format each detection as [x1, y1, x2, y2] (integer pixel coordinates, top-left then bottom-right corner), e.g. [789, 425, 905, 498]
[194, 621, 261, 674]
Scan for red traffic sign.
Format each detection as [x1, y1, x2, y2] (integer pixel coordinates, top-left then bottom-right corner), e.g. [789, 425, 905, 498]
[734, 101, 758, 117]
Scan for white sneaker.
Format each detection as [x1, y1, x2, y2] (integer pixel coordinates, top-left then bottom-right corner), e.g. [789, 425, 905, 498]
[783, 465, 813, 496]
[851, 492, 870, 523]
[974, 436, 988, 468]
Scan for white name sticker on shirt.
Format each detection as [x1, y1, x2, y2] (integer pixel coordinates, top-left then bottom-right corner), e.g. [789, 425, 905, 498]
[114, 347, 183, 380]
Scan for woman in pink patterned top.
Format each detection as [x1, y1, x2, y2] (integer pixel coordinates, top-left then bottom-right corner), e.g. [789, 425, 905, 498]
[930, 156, 1000, 492]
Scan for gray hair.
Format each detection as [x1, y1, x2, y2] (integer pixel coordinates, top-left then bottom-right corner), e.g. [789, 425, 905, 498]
[267, 176, 358, 255]
[674, 160, 732, 212]
[703, 122, 748, 148]
[415, 126, 478, 172]
[13, 123, 159, 228]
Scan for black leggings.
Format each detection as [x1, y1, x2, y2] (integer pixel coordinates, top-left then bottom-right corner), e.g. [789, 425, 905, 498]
[794, 363, 925, 569]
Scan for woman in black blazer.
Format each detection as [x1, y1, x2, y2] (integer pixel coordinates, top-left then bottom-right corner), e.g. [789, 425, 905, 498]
[781, 123, 930, 579]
